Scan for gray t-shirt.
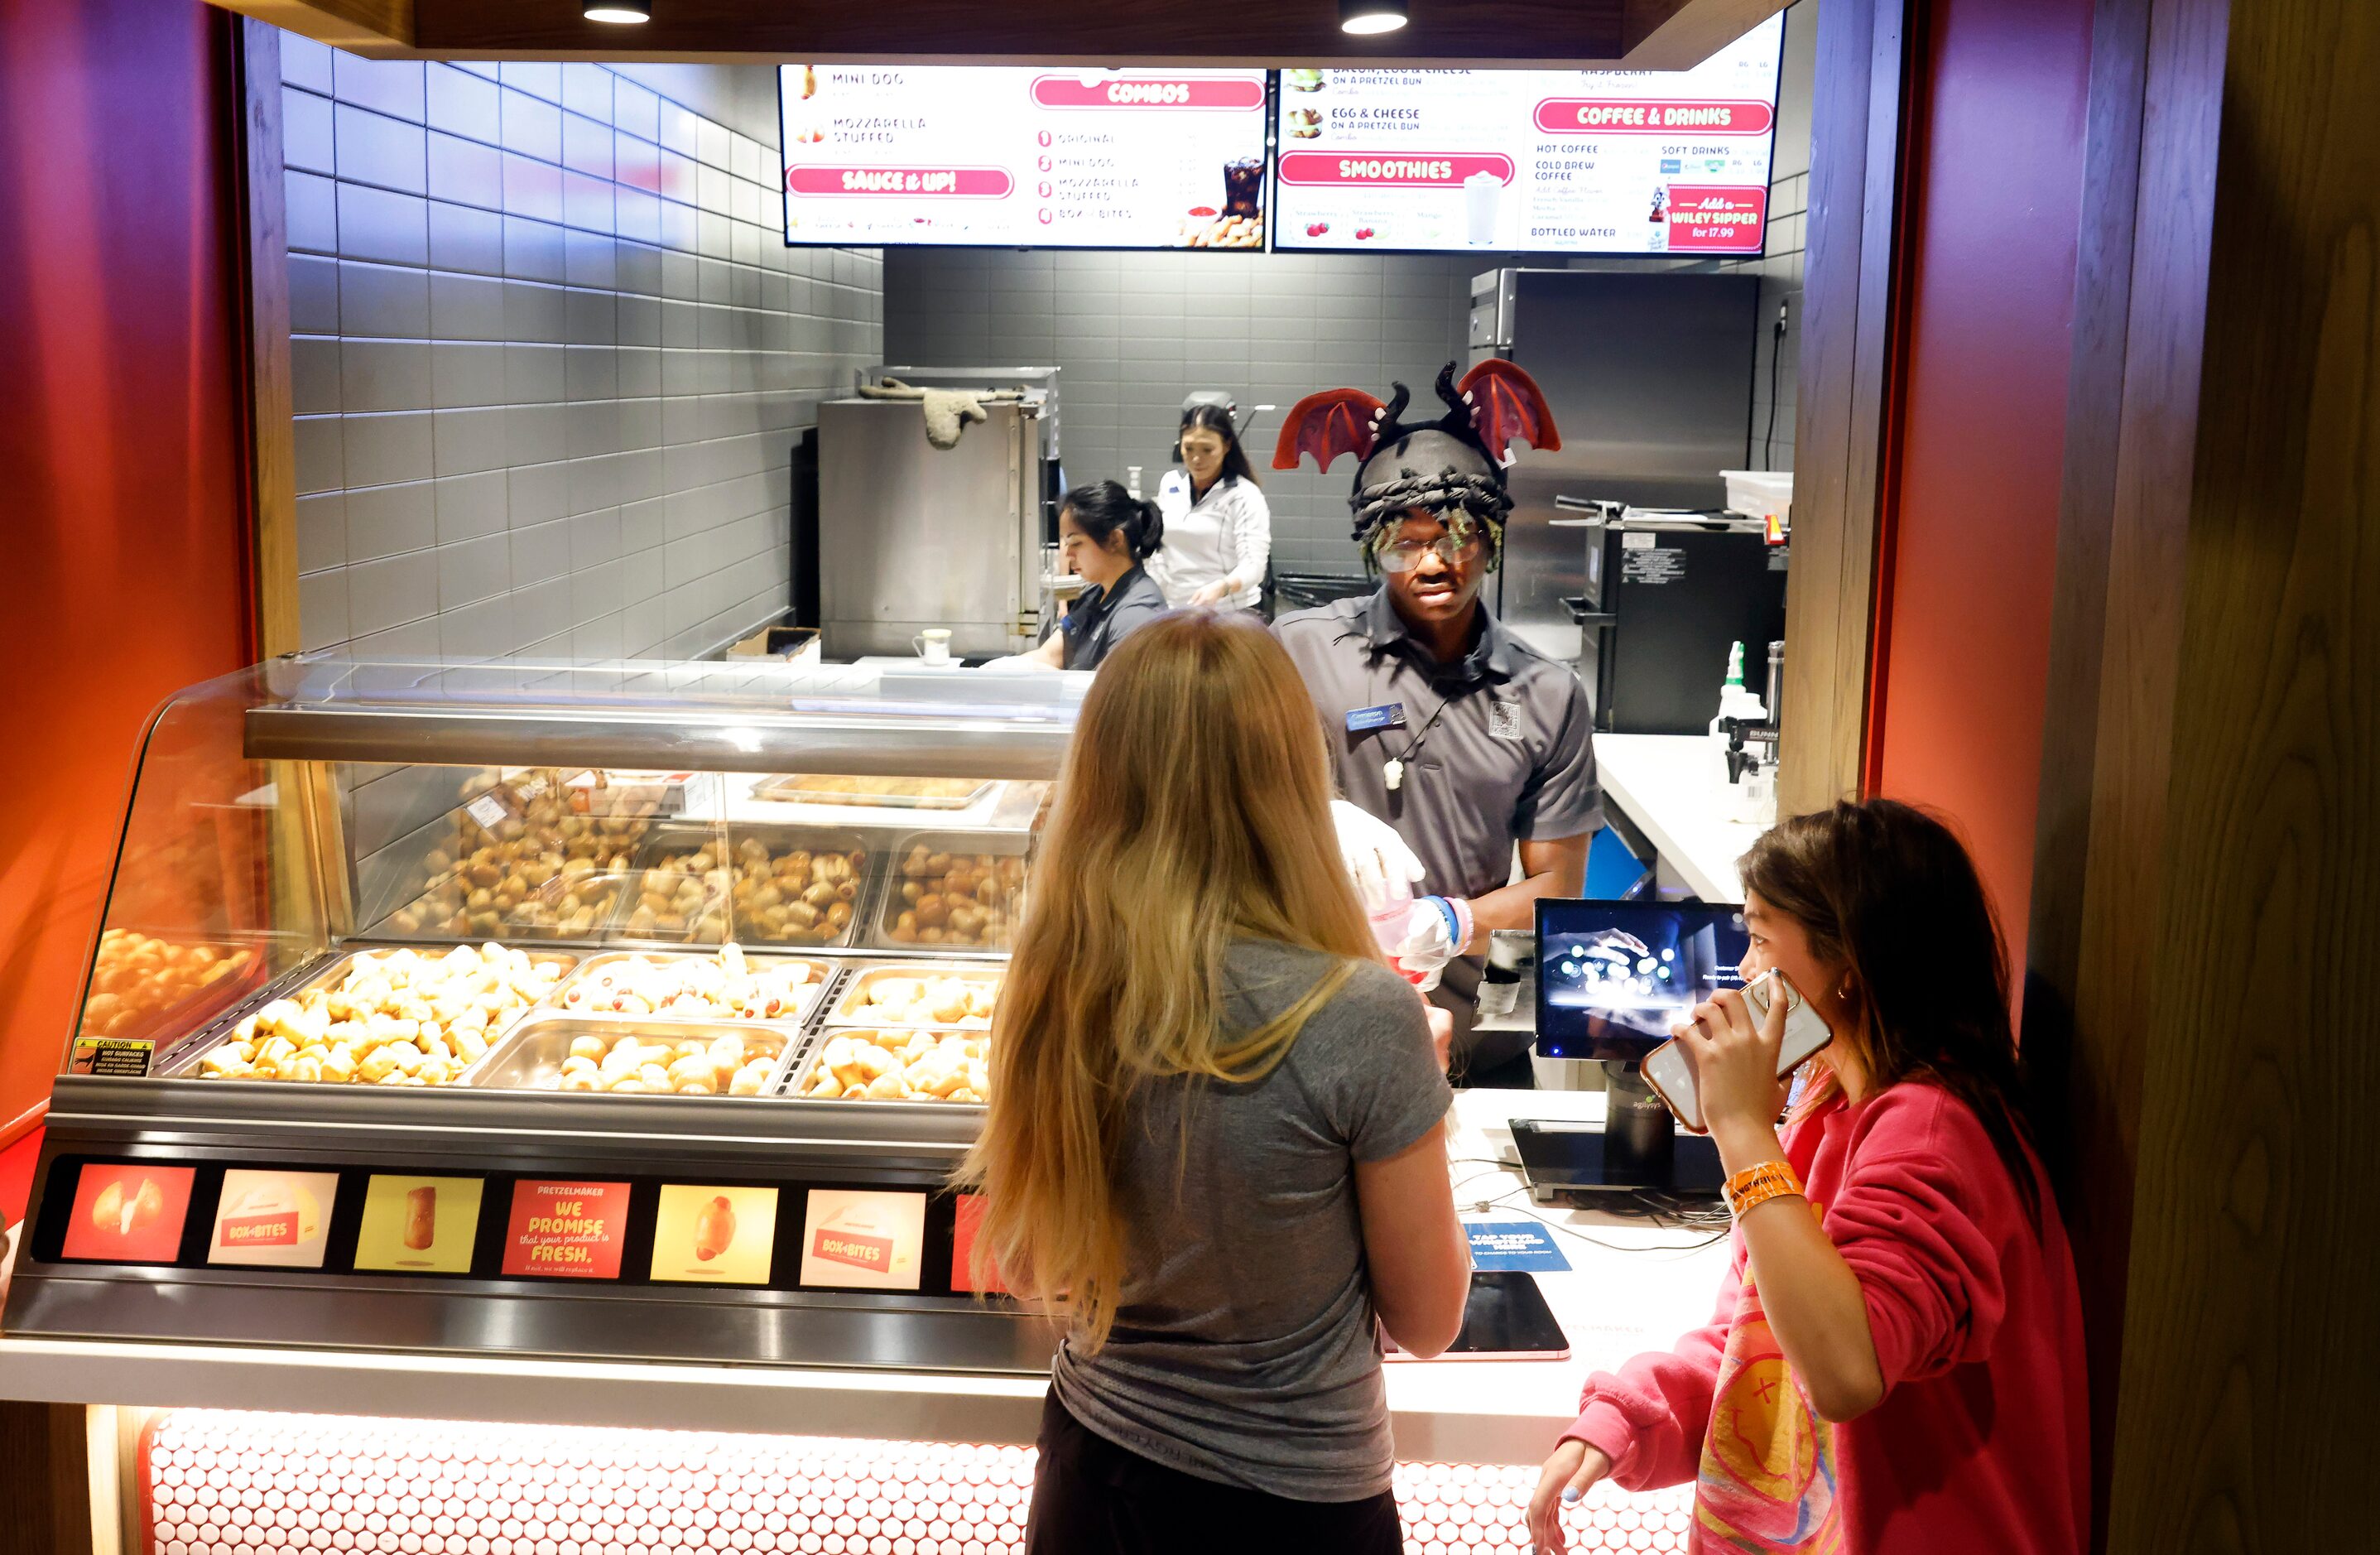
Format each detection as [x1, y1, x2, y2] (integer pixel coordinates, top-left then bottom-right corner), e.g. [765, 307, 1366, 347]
[1050, 938, 1453, 1501]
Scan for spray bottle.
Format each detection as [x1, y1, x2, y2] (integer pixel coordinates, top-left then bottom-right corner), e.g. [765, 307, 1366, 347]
[1709, 639, 1768, 738]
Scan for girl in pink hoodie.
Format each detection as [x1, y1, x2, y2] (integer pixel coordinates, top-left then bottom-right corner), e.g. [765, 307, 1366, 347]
[1528, 800, 2089, 1555]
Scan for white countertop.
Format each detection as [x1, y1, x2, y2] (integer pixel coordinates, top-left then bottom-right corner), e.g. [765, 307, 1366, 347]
[1591, 733, 1768, 902]
[0, 1090, 1727, 1466]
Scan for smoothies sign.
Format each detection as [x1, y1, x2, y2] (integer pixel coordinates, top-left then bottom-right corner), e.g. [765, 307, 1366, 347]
[1274, 12, 1782, 254]
[779, 66, 1269, 248]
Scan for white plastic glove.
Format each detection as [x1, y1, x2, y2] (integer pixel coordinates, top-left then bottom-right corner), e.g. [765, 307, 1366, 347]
[1395, 897, 1466, 993]
[977, 655, 1045, 673]
[1330, 799, 1426, 912]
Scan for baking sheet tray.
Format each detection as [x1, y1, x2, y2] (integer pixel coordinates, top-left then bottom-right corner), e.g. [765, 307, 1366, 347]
[545, 949, 832, 1026]
[826, 964, 1004, 1029]
[472, 1013, 802, 1095]
[750, 774, 995, 811]
[161, 945, 582, 1084]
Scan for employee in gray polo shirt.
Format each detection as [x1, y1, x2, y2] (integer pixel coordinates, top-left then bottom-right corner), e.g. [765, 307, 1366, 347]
[1272, 362, 1600, 1085]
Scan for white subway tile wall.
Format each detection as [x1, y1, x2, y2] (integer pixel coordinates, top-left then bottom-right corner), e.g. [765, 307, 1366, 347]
[282, 36, 883, 660]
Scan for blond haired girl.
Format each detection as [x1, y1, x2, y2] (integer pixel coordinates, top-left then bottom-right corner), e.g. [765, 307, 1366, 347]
[959, 609, 1469, 1553]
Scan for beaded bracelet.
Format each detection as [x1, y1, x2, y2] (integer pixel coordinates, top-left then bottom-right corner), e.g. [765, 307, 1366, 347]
[1723, 1159, 1805, 1219]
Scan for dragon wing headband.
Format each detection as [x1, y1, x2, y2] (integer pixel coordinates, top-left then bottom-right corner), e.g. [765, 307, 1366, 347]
[1270, 360, 1561, 542]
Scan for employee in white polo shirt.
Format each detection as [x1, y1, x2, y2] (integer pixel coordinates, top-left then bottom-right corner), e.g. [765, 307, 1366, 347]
[1148, 399, 1272, 611]
[1274, 363, 1601, 1086]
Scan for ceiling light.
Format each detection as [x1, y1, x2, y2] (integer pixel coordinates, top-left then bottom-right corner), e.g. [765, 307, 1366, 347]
[1339, 0, 1408, 34]
[584, 0, 650, 21]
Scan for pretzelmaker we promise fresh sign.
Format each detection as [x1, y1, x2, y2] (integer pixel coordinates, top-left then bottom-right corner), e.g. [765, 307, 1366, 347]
[502, 1179, 631, 1279]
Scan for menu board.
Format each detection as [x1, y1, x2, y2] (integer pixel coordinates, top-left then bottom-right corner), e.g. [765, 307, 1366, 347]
[355, 1174, 484, 1274]
[780, 65, 1270, 249]
[502, 1179, 632, 1279]
[1273, 15, 1784, 255]
[208, 1168, 336, 1269]
[949, 1192, 1007, 1296]
[60, 1163, 196, 1264]
[650, 1184, 779, 1284]
[798, 1187, 926, 1290]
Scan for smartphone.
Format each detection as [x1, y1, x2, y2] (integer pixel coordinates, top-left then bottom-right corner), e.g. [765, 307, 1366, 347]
[1382, 1271, 1570, 1361]
[1641, 969, 1833, 1134]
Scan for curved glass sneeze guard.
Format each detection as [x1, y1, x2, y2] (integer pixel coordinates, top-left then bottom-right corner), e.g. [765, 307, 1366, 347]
[73, 665, 304, 1069]
[260, 654, 1088, 720]
[71, 656, 1073, 1076]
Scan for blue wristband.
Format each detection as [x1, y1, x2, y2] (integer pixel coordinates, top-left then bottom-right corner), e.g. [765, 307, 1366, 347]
[1423, 895, 1463, 945]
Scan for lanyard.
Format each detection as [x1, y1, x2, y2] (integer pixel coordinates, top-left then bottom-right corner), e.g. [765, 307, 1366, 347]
[1384, 691, 1457, 792]
[1374, 637, 1487, 792]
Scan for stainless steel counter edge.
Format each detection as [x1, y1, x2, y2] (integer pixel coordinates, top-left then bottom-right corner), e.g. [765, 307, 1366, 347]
[243, 705, 1074, 778]
[0, 1335, 1572, 1465]
[41, 1074, 983, 1156]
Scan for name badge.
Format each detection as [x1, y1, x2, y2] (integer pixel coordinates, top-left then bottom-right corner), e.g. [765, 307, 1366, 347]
[1489, 698, 1524, 740]
[1345, 702, 1407, 733]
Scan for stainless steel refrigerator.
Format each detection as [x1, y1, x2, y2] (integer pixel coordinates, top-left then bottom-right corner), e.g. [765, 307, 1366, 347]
[1467, 268, 1761, 664]
[817, 392, 1049, 662]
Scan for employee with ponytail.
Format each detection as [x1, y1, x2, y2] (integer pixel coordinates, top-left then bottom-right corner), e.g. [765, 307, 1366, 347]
[998, 480, 1171, 672]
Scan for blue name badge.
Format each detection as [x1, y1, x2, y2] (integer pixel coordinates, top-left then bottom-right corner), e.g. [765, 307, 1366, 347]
[1464, 1220, 1573, 1273]
[1345, 701, 1407, 733]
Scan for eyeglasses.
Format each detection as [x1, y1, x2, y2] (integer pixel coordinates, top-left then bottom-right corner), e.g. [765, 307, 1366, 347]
[1374, 532, 1483, 572]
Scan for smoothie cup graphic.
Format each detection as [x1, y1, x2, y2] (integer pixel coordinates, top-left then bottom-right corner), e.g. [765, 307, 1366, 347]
[1464, 170, 1502, 245]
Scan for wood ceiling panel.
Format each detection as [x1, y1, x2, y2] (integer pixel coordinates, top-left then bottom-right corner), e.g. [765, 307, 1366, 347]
[406, 0, 1631, 66]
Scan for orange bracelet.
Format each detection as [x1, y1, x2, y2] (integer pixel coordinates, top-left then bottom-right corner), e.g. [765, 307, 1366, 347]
[1723, 1159, 1805, 1219]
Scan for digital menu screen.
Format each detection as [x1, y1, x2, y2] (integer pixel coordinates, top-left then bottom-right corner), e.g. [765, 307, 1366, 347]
[1272, 15, 1783, 255]
[949, 1192, 1007, 1296]
[207, 1168, 337, 1269]
[798, 1187, 927, 1290]
[59, 1163, 196, 1264]
[502, 1179, 632, 1280]
[780, 65, 1270, 249]
[650, 1184, 780, 1284]
[355, 1174, 484, 1274]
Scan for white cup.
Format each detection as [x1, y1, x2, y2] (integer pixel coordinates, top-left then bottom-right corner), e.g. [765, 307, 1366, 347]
[911, 628, 953, 666]
[1464, 171, 1502, 245]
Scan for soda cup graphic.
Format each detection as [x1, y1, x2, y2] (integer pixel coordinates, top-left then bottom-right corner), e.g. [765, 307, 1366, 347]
[1464, 170, 1502, 245]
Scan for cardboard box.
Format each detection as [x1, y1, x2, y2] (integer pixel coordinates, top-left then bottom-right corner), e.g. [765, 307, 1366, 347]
[728, 627, 823, 662]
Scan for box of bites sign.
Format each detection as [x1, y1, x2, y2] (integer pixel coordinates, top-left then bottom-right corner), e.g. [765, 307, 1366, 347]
[799, 1188, 926, 1290]
[502, 1179, 631, 1279]
[208, 1169, 337, 1269]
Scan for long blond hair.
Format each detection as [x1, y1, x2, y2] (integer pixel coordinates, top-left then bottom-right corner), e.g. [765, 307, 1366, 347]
[954, 610, 1379, 1350]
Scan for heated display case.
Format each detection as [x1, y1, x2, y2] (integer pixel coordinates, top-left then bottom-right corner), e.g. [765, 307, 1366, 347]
[5, 656, 1072, 1375]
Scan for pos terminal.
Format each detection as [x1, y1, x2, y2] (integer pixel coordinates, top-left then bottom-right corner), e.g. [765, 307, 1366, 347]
[1518, 898, 1744, 1203]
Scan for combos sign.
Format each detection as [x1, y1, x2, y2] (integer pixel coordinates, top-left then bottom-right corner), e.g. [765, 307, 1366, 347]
[1665, 185, 1769, 253]
[1532, 99, 1777, 135]
[786, 166, 1015, 198]
[1277, 152, 1515, 189]
[1028, 75, 1267, 110]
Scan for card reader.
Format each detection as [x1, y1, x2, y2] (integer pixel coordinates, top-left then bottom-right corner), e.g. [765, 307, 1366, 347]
[1510, 1117, 1725, 1206]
